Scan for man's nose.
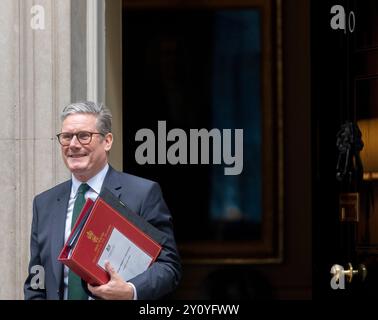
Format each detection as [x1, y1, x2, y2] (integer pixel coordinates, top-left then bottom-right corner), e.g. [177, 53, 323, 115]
[68, 135, 81, 148]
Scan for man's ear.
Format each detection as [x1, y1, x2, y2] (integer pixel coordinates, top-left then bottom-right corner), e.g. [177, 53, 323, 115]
[104, 133, 113, 152]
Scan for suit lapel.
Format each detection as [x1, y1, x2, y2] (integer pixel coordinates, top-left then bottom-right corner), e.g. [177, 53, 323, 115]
[50, 180, 71, 290]
[102, 166, 123, 199]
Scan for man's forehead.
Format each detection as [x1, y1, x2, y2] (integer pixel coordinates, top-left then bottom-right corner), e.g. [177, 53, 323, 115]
[62, 113, 97, 128]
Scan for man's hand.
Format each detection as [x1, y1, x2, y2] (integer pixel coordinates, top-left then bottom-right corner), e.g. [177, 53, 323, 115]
[87, 261, 134, 300]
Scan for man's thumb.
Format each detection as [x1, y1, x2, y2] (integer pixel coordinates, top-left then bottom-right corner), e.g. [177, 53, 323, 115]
[104, 260, 117, 278]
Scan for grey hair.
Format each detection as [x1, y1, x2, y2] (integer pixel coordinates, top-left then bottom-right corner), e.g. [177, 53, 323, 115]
[61, 101, 112, 134]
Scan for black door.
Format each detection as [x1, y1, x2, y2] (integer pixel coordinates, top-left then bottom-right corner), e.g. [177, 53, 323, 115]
[313, 0, 378, 298]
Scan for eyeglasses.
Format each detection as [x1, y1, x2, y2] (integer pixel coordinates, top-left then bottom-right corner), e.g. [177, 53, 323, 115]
[56, 131, 105, 146]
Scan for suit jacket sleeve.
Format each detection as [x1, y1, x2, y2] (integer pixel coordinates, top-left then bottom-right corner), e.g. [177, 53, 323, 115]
[128, 182, 182, 300]
[24, 198, 47, 299]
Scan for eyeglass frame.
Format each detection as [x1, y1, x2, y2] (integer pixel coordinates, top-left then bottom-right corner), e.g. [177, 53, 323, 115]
[56, 131, 105, 146]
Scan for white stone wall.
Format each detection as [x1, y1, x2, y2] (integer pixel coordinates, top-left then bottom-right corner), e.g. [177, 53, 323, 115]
[0, 0, 71, 299]
[0, 0, 122, 299]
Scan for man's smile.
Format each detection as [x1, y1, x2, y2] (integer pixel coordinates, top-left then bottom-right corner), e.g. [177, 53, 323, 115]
[68, 153, 88, 158]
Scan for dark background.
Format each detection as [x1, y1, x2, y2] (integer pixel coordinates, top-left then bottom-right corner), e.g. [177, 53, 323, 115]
[120, 0, 378, 299]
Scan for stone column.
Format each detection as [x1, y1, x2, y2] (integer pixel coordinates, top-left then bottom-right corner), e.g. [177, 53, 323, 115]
[0, 0, 71, 299]
[0, 0, 122, 299]
[106, 0, 123, 171]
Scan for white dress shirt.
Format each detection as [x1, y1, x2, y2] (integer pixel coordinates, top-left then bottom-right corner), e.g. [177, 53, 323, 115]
[63, 163, 137, 300]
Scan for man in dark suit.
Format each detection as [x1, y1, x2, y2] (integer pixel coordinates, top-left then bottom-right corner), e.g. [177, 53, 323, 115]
[24, 101, 181, 300]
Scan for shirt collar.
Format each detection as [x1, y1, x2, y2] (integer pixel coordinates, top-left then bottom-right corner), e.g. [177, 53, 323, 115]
[71, 163, 109, 197]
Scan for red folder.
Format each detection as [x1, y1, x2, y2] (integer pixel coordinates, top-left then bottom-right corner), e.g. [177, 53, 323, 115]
[58, 191, 162, 286]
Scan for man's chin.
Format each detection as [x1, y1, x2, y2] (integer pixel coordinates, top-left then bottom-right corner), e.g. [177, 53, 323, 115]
[70, 168, 91, 181]
[67, 164, 88, 175]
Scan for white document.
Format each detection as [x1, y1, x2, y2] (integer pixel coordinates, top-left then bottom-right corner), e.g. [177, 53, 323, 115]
[97, 227, 153, 281]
